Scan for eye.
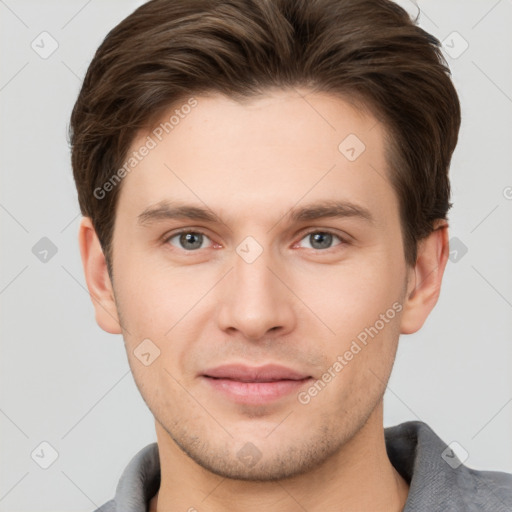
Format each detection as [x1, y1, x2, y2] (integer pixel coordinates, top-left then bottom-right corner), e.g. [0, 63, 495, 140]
[166, 230, 213, 251]
[296, 231, 345, 250]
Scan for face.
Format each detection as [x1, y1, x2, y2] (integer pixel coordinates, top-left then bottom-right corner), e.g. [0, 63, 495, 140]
[108, 89, 412, 480]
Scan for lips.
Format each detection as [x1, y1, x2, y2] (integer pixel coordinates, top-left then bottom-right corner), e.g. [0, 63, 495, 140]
[201, 364, 312, 405]
[202, 364, 310, 382]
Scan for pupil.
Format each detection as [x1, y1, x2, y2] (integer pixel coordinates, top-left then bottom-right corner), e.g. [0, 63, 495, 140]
[180, 232, 202, 250]
[311, 232, 332, 249]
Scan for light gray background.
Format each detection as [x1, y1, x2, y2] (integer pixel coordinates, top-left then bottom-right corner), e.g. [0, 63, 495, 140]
[1, 1, 511, 510]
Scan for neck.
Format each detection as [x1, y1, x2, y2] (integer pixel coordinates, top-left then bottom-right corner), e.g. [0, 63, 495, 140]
[150, 403, 409, 512]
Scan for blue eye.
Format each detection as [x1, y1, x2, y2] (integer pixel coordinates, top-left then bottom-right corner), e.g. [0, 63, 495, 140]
[298, 231, 344, 250]
[167, 231, 212, 251]
[164, 229, 346, 252]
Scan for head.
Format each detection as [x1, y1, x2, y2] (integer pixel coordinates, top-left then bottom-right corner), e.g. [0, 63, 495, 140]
[72, 0, 460, 480]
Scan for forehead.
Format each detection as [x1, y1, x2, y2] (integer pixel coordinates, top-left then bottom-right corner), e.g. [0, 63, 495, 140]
[115, 88, 397, 228]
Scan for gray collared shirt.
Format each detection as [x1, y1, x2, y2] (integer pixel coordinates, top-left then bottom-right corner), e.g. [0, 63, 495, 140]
[94, 421, 512, 511]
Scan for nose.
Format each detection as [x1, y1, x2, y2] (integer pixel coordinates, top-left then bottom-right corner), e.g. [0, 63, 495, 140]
[216, 245, 297, 341]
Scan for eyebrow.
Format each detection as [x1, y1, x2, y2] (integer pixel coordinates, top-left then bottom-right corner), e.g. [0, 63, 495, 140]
[137, 199, 375, 227]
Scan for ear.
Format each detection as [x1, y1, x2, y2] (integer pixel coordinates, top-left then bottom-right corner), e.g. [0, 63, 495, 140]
[78, 217, 122, 334]
[400, 220, 450, 334]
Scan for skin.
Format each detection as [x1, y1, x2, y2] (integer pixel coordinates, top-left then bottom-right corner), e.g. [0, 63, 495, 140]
[79, 88, 449, 511]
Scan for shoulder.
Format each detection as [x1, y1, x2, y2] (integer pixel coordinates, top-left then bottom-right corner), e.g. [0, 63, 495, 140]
[89, 442, 160, 512]
[385, 421, 512, 511]
[463, 466, 512, 510]
[92, 498, 116, 512]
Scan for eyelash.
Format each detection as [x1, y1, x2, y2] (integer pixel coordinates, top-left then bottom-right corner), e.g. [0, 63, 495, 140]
[298, 228, 348, 250]
[163, 228, 349, 252]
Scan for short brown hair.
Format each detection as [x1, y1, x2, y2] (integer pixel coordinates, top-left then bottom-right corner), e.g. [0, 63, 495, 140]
[70, 0, 461, 276]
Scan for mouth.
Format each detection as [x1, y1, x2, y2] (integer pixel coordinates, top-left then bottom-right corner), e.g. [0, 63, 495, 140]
[200, 364, 313, 405]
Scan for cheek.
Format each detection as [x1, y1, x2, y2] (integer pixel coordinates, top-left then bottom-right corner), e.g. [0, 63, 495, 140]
[303, 305, 402, 418]
[296, 256, 404, 338]
[112, 257, 218, 384]
[295, 254, 405, 397]
[113, 253, 202, 333]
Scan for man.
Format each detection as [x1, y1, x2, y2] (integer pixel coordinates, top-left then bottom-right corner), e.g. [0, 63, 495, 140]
[70, 0, 512, 510]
